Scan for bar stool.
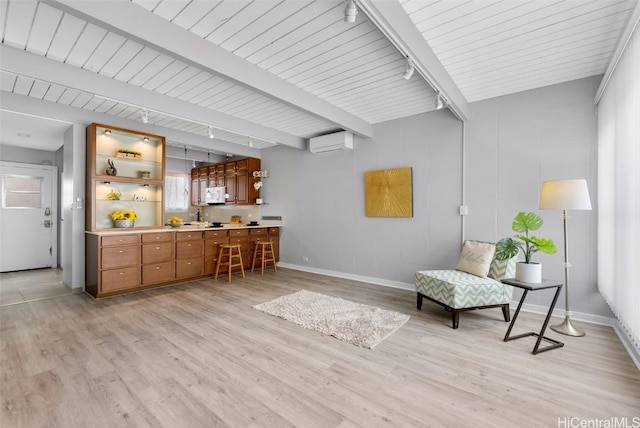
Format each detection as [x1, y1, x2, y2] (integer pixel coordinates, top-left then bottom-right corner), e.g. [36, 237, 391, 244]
[251, 241, 277, 274]
[214, 244, 245, 282]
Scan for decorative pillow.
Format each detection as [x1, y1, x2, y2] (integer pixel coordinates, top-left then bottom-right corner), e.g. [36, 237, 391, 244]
[454, 240, 496, 278]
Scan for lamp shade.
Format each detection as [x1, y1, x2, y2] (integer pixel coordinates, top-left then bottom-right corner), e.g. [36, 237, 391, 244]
[539, 179, 592, 210]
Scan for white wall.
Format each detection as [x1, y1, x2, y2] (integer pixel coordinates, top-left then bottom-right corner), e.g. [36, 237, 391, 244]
[261, 76, 611, 319]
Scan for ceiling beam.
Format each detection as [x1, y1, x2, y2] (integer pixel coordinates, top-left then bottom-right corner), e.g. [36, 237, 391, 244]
[1, 45, 303, 150]
[360, 0, 469, 121]
[51, 0, 374, 139]
[0, 91, 261, 158]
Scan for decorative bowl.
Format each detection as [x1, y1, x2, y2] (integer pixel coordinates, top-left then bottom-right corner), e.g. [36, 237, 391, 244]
[169, 223, 182, 228]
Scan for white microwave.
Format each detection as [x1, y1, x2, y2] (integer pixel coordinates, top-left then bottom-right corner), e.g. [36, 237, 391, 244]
[205, 187, 226, 205]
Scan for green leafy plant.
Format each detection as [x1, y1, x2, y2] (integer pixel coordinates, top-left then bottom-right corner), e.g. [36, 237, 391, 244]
[117, 148, 142, 156]
[138, 170, 151, 175]
[495, 212, 558, 263]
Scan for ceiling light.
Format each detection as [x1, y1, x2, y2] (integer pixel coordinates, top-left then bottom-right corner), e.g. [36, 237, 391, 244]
[402, 58, 414, 80]
[208, 126, 215, 139]
[141, 109, 149, 124]
[435, 93, 446, 110]
[344, 0, 358, 23]
[104, 129, 111, 134]
[143, 136, 149, 142]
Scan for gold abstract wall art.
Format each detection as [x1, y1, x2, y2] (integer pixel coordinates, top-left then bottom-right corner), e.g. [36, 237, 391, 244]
[365, 167, 413, 217]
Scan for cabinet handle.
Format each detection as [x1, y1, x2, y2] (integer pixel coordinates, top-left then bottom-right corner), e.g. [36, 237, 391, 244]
[156, 267, 161, 270]
[118, 239, 124, 242]
[118, 250, 124, 253]
[119, 272, 125, 275]
[187, 243, 191, 247]
[156, 247, 161, 250]
[187, 262, 191, 265]
[155, 236, 160, 240]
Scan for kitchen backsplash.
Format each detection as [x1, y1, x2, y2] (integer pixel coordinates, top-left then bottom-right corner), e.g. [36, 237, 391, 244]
[165, 204, 260, 225]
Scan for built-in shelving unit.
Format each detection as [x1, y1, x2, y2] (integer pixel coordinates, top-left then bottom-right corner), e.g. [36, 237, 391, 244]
[86, 123, 166, 230]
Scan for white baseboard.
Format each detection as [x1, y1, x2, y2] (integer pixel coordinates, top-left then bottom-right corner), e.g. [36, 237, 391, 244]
[279, 262, 639, 370]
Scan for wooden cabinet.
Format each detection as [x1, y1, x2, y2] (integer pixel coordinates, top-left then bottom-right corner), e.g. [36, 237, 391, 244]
[176, 231, 203, 279]
[86, 123, 166, 230]
[268, 227, 280, 262]
[85, 232, 141, 297]
[204, 229, 229, 275]
[191, 158, 260, 206]
[86, 226, 280, 298]
[141, 232, 175, 285]
[229, 228, 250, 267]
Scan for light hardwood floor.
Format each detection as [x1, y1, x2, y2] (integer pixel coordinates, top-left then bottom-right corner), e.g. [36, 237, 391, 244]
[1, 268, 638, 427]
[0, 268, 71, 306]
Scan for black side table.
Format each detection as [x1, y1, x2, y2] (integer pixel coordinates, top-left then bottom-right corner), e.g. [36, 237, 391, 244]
[502, 278, 564, 354]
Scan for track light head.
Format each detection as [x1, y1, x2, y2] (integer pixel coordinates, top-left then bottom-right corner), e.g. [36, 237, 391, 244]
[141, 109, 149, 124]
[344, 0, 358, 23]
[207, 126, 215, 139]
[402, 59, 414, 80]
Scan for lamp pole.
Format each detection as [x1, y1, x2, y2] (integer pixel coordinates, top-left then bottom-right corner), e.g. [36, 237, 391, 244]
[550, 209, 585, 337]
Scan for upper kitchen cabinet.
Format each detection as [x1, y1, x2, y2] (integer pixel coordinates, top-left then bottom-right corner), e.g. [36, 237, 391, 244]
[86, 123, 166, 231]
[191, 158, 261, 206]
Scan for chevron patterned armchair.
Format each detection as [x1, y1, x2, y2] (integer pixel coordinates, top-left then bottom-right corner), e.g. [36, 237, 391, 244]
[415, 240, 517, 329]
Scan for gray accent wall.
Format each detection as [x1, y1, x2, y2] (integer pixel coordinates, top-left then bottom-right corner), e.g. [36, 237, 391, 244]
[261, 75, 611, 319]
[261, 108, 463, 285]
[465, 75, 608, 318]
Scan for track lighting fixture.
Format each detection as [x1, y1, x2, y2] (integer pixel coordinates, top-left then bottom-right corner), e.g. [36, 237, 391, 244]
[143, 136, 149, 142]
[141, 109, 149, 124]
[104, 129, 111, 134]
[402, 58, 414, 80]
[435, 93, 445, 110]
[208, 126, 214, 139]
[344, 0, 358, 23]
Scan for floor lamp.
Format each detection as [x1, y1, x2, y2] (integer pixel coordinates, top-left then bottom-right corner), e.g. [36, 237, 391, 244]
[539, 179, 592, 337]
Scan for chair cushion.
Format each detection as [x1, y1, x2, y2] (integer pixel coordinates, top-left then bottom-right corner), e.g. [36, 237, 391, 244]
[415, 270, 513, 309]
[454, 240, 496, 278]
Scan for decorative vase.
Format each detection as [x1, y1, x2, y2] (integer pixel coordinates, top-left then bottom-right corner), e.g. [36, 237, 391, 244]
[106, 159, 117, 176]
[114, 219, 135, 228]
[515, 262, 542, 283]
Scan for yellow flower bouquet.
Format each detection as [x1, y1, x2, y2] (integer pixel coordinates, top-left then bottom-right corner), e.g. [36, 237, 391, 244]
[111, 211, 139, 221]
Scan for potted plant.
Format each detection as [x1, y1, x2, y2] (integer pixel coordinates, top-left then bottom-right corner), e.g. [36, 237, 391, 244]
[494, 211, 558, 283]
[111, 210, 139, 228]
[138, 170, 151, 178]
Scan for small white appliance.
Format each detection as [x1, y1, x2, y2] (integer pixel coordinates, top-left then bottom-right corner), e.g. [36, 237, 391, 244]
[205, 187, 226, 205]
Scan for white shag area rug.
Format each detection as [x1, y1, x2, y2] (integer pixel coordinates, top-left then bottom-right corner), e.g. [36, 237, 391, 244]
[253, 290, 410, 349]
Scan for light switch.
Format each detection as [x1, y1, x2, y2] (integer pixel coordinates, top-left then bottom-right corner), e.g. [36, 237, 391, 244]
[76, 197, 83, 209]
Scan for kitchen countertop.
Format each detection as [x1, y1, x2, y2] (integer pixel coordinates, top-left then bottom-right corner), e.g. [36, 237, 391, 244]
[86, 221, 284, 235]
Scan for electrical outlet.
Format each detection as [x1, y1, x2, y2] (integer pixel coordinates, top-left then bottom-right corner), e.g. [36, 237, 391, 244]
[302, 256, 309, 262]
[459, 205, 468, 216]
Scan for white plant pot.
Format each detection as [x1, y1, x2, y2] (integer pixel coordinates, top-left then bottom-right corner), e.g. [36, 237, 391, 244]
[515, 262, 542, 283]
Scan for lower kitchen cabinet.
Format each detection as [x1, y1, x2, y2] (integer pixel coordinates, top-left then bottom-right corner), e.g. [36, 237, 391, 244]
[86, 226, 280, 298]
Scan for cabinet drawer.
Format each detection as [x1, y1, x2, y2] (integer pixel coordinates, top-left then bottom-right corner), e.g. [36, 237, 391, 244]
[142, 232, 174, 243]
[204, 230, 228, 239]
[142, 242, 174, 264]
[229, 236, 248, 247]
[176, 258, 202, 279]
[229, 229, 248, 237]
[176, 240, 203, 259]
[249, 227, 267, 236]
[268, 227, 280, 235]
[101, 266, 139, 292]
[176, 231, 202, 241]
[101, 234, 138, 246]
[101, 245, 139, 269]
[142, 261, 175, 285]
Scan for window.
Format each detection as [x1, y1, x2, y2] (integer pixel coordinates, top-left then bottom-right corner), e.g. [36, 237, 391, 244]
[2, 175, 43, 208]
[165, 172, 189, 211]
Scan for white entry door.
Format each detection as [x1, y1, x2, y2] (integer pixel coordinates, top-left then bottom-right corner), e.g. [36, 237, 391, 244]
[0, 161, 57, 272]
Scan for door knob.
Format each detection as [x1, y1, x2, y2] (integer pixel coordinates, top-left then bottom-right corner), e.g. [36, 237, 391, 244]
[43, 220, 51, 228]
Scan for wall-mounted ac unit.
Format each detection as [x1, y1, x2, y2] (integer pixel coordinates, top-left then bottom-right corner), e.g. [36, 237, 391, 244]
[308, 131, 354, 154]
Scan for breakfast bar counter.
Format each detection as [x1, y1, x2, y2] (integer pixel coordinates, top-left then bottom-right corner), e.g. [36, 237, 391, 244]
[85, 223, 282, 298]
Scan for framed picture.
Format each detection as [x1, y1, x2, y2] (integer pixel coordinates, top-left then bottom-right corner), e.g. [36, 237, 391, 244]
[365, 167, 413, 217]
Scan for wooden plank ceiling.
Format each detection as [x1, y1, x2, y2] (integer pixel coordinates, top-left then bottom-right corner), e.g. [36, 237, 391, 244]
[0, 0, 637, 152]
